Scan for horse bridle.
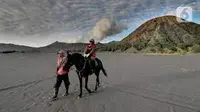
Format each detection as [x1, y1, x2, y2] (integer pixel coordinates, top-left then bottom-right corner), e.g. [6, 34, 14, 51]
[76, 58, 87, 74]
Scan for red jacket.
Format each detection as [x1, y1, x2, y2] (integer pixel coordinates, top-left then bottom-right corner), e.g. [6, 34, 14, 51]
[84, 44, 96, 57]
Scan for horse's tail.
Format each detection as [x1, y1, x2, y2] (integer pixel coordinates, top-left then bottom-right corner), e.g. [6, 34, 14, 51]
[96, 58, 107, 77]
[101, 65, 107, 77]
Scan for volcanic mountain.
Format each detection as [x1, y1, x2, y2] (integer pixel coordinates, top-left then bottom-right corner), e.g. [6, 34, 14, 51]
[119, 16, 200, 53]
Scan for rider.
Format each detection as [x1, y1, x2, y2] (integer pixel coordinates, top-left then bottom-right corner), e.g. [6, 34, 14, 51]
[53, 50, 70, 99]
[84, 39, 97, 71]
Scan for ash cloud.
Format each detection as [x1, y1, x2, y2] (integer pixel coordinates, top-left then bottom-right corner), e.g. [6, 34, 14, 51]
[91, 18, 127, 41]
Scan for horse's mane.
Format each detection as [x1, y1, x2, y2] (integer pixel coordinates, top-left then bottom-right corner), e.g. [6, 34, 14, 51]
[70, 52, 84, 60]
[71, 52, 83, 57]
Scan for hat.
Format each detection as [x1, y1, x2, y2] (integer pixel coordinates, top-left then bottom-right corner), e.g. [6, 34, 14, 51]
[89, 39, 95, 43]
[58, 50, 66, 56]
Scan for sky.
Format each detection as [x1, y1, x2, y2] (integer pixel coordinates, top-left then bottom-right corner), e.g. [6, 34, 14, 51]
[0, 0, 200, 47]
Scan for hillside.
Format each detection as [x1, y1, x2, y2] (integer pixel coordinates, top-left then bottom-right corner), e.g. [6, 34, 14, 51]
[118, 16, 200, 53]
[0, 43, 37, 53]
[38, 41, 106, 52]
[0, 41, 107, 53]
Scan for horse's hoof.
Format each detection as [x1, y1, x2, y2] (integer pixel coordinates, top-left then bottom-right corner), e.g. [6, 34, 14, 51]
[51, 97, 58, 101]
[95, 87, 98, 91]
[63, 93, 69, 97]
[77, 96, 82, 99]
[93, 90, 97, 93]
[89, 90, 93, 94]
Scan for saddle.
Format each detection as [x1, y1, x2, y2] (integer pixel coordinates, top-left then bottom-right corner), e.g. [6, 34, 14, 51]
[86, 57, 98, 72]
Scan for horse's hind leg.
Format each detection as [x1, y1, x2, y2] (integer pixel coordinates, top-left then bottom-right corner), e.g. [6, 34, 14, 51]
[95, 71, 100, 91]
[85, 76, 92, 94]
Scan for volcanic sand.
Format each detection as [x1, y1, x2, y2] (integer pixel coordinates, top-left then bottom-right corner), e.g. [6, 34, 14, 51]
[0, 53, 200, 112]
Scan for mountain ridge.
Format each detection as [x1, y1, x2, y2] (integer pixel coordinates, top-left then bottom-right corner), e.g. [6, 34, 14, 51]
[0, 41, 107, 53]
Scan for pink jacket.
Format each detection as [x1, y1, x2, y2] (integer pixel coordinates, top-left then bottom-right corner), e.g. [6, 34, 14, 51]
[56, 56, 69, 75]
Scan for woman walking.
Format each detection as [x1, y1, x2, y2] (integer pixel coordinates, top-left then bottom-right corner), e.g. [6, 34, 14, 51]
[52, 50, 70, 99]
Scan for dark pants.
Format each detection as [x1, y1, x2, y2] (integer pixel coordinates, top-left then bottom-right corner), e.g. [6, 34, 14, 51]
[54, 74, 70, 89]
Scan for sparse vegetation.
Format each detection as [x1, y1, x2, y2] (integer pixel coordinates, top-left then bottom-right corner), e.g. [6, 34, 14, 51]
[190, 44, 200, 53]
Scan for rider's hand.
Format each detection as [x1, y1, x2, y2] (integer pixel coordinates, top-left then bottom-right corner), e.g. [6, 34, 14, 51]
[84, 53, 88, 57]
[84, 53, 90, 57]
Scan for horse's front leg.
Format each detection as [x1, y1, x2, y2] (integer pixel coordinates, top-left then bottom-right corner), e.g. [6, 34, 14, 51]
[78, 76, 82, 99]
[85, 75, 92, 94]
[76, 72, 83, 99]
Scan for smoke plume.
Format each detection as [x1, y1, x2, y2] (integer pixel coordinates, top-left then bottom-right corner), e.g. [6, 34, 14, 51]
[91, 18, 127, 42]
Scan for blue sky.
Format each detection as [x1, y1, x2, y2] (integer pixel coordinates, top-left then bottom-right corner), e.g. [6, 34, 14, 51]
[192, 11, 200, 23]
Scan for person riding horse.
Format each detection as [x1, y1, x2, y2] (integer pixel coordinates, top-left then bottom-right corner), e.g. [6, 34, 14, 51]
[64, 51, 107, 98]
[83, 39, 97, 72]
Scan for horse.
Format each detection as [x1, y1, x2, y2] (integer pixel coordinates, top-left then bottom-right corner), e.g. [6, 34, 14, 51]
[64, 51, 107, 98]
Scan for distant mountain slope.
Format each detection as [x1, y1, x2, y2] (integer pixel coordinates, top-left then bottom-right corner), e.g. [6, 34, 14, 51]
[38, 41, 107, 52]
[0, 43, 34, 53]
[37, 41, 85, 53]
[0, 41, 107, 53]
[118, 16, 200, 53]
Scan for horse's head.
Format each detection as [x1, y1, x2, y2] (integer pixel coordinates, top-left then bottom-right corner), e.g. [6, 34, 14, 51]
[64, 51, 85, 71]
[63, 51, 74, 70]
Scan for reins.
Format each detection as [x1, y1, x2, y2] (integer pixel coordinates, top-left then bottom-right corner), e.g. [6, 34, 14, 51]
[76, 58, 87, 74]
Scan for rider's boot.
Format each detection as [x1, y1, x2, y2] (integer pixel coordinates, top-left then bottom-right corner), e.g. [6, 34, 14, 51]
[89, 59, 95, 72]
[94, 59, 98, 67]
